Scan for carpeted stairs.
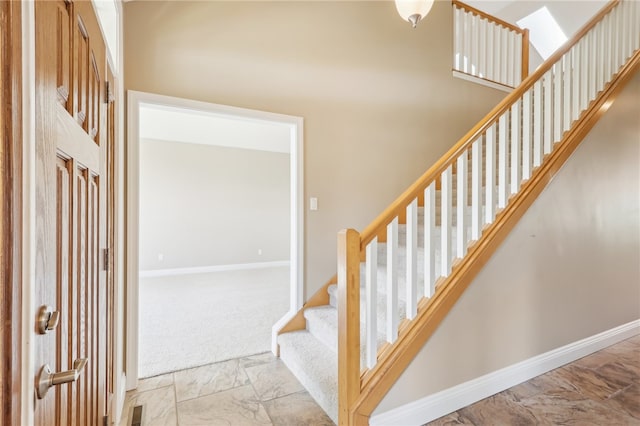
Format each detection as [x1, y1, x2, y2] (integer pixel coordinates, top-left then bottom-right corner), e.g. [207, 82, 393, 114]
[278, 193, 491, 423]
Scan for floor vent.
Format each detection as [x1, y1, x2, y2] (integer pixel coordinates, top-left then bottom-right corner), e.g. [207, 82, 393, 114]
[131, 405, 143, 426]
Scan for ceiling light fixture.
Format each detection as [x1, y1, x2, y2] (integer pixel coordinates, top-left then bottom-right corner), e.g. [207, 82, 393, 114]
[395, 0, 434, 28]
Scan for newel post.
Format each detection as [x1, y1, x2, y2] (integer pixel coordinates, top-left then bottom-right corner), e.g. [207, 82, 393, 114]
[337, 229, 361, 426]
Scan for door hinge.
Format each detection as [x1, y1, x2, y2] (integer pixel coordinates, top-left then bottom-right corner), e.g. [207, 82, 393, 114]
[103, 248, 109, 272]
[105, 81, 115, 104]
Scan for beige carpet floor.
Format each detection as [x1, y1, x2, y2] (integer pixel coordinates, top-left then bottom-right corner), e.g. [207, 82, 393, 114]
[138, 266, 290, 378]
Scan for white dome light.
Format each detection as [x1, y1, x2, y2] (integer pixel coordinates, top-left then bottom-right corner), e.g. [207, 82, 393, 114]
[395, 0, 435, 28]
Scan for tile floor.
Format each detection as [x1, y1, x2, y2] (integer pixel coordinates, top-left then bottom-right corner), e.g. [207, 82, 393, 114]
[427, 334, 640, 425]
[121, 335, 639, 426]
[119, 352, 334, 426]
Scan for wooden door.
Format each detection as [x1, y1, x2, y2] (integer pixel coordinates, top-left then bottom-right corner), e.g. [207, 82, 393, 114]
[34, 1, 112, 425]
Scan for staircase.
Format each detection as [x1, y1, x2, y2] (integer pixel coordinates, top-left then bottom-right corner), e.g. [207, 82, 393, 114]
[277, 1, 640, 424]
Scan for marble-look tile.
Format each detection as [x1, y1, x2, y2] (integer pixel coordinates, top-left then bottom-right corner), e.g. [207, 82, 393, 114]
[605, 383, 640, 420]
[556, 364, 630, 401]
[174, 358, 249, 402]
[425, 411, 474, 425]
[240, 352, 278, 369]
[245, 359, 304, 401]
[135, 372, 175, 393]
[596, 361, 639, 387]
[177, 384, 272, 426]
[262, 391, 334, 426]
[458, 392, 538, 425]
[518, 388, 638, 425]
[509, 369, 578, 400]
[603, 339, 640, 364]
[574, 349, 619, 370]
[625, 334, 640, 347]
[122, 385, 177, 426]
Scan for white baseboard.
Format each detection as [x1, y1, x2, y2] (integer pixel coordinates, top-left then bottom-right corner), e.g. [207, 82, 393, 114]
[370, 319, 640, 426]
[452, 70, 513, 93]
[114, 372, 127, 425]
[139, 260, 290, 278]
[272, 309, 298, 355]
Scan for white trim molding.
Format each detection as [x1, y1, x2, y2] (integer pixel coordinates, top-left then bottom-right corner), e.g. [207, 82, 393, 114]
[139, 260, 291, 278]
[452, 70, 513, 93]
[370, 320, 640, 426]
[126, 90, 304, 390]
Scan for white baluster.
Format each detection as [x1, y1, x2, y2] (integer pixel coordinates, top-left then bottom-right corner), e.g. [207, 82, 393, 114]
[544, 71, 553, 155]
[533, 80, 543, 167]
[572, 43, 581, 122]
[471, 138, 482, 240]
[365, 238, 378, 369]
[563, 53, 571, 132]
[580, 35, 589, 112]
[498, 113, 508, 208]
[487, 21, 494, 82]
[598, 20, 605, 92]
[615, 4, 622, 71]
[424, 182, 435, 298]
[470, 14, 478, 76]
[406, 199, 417, 320]
[456, 151, 468, 258]
[386, 218, 398, 344]
[604, 13, 612, 84]
[495, 25, 502, 83]
[441, 167, 452, 277]
[522, 90, 532, 181]
[510, 99, 521, 195]
[588, 28, 598, 102]
[485, 124, 496, 223]
[454, 6, 462, 72]
[553, 62, 562, 143]
[463, 11, 471, 74]
[631, 0, 637, 54]
[511, 30, 518, 86]
[621, 1, 628, 63]
[479, 18, 486, 78]
[501, 29, 509, 85]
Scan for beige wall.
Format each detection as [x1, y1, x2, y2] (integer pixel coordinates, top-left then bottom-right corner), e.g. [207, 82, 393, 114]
[375, 70, 640, 414]
[124, 1, 506, 296]
[139, 139, 290, 270]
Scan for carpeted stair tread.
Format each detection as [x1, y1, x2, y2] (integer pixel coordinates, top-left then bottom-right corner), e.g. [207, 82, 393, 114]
[304, 305, 393, 368]
[304, 306, 339, 352]
[278, 331, 338, 424]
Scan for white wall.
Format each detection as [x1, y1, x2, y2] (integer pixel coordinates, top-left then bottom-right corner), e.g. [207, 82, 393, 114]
[375, 70, 640, 415]
[139, 139, 290, 271]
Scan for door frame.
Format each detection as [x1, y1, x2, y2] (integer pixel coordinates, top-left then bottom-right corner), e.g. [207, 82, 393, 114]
[126, 90, 304, 389]
[1, 0, 23, 423]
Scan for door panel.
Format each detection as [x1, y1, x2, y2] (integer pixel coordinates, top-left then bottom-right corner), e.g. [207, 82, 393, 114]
[35, 1, 112, 424]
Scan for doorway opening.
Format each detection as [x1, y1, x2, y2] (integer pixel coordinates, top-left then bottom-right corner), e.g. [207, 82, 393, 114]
[126, 91, 304, 387]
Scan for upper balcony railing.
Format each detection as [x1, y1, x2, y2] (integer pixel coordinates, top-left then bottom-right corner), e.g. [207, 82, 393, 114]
[453, 0, 530, 89]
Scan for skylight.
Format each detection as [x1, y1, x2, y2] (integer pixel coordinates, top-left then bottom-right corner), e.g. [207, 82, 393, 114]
[517, 6, 568, 60]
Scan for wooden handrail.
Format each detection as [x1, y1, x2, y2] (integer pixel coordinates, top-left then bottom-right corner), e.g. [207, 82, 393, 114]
[452, 0, 525, 35]
[359, 0, 620, 251]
